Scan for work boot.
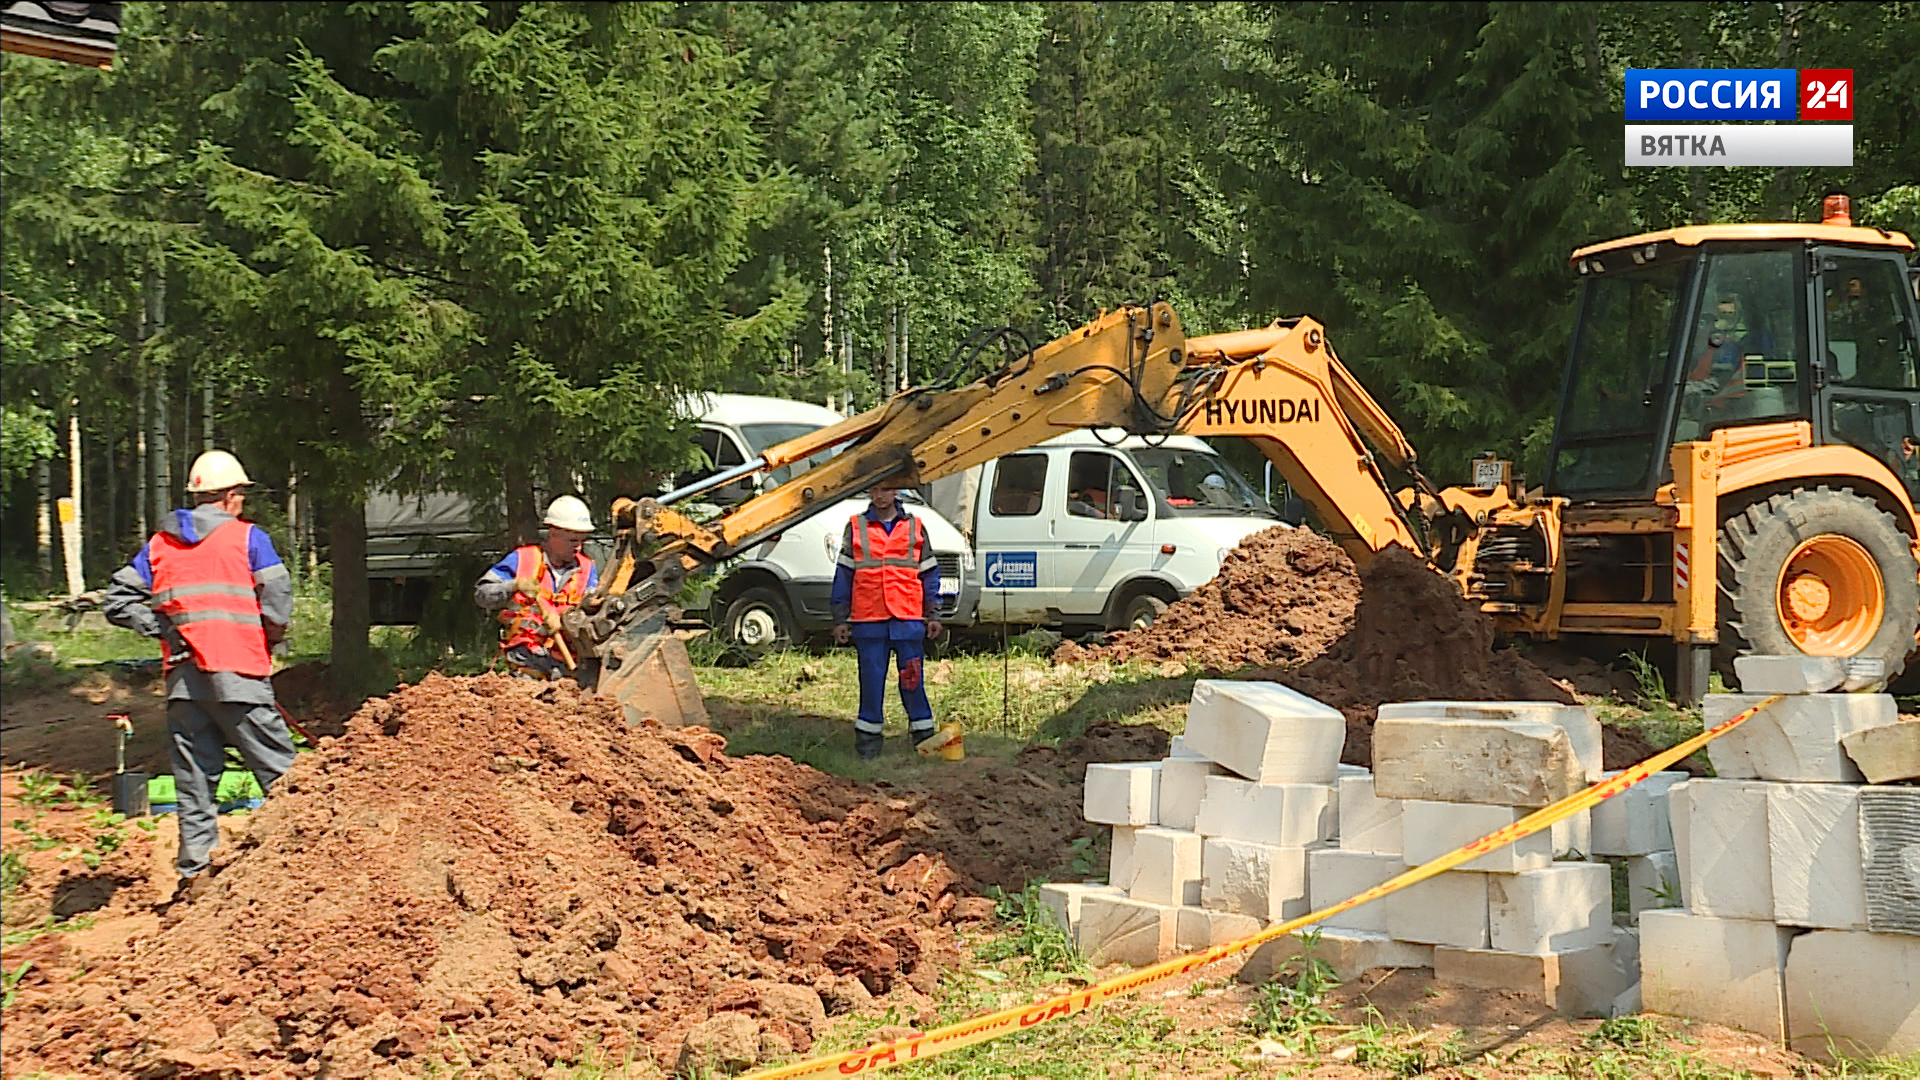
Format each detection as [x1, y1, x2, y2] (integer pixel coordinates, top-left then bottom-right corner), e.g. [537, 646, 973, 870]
[855, 731, 885, 761]
[908, 727, 936, 755]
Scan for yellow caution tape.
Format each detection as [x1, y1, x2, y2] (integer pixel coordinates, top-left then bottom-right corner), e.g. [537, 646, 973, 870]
[746, 694, 1783, 1079]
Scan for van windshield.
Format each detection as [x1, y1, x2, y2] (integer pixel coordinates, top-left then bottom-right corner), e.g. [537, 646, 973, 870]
[1128, 447, 1276, 518]
[739, 422, 839, 486]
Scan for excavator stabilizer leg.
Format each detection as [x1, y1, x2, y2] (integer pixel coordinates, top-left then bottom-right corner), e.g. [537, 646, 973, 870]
[594, 608, 710, 728]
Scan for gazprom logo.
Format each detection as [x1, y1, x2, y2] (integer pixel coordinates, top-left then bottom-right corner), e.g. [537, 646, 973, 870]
[1626, 69, 1795, 121]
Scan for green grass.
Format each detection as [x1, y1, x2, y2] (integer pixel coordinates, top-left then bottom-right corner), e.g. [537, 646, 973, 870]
[696, 646, 1192, 763]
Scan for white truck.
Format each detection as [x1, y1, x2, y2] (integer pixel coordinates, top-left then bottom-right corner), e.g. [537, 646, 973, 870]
[683, 394, 979, 650]
[929, 430, 1285, 633]
[363, 394, 981, 640]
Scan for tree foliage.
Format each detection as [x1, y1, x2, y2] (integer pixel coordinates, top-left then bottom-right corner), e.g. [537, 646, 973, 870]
[3, 0, 1916, 616]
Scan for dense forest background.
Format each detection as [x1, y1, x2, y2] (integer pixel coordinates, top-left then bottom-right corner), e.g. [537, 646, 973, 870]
[4, 2, 1916, 665]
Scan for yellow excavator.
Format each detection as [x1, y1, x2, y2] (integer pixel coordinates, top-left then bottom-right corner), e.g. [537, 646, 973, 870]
[574, 198, 1919, 723]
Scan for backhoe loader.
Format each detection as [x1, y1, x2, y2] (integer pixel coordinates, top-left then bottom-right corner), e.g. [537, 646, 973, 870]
[574, 198, 1919, 724]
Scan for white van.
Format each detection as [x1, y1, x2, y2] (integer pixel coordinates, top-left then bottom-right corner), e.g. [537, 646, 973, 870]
[930, 431, 1282, 632]
[684, 394, 979, 649]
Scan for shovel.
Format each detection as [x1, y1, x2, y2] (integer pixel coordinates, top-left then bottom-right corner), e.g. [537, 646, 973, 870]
[108, 713, 148, 817]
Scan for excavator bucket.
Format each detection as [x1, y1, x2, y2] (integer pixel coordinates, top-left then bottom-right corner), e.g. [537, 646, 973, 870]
[592, 606, 709, 728]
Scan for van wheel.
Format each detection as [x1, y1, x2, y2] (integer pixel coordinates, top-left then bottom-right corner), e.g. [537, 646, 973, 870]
[720, 587, 796, 653]
[1117, 592, 1170, 632]
[1716, 486, 1919, 682]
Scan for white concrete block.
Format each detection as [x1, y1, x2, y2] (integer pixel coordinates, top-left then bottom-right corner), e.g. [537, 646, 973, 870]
[1174, 906, 1263, 952]
[1784, 929, 1920, 1061]
[1401, 800, 1553, 874]
[1193, 776, 1337, 848]
[1308, 848, 1404, 933]
[1669, 781, 1694, 910]
[1076, 893, 1177, 966]
[1183, 680, 1345, 783]
[1488, 863, 1613, 954]
[1083, 761, 1161, 825]
[1377, 700, 1603, 782]
[1122, 827, 1204, 906]
[1704, 693, 1895, 783]
[1373, 717, 1584, 807]
[1109, 825, 1138, 886]
[1200, 838, 1309, 922]
[1167, 735, 1206, 760]
[1767, 783, 1867, 930]
[1861, 786, 1920, 935]
[1036, 882, 1123, 937]
[1551, 810, 1591, 859]
[1590, 770, 1688, 855]
[1338, 762, 1371, 780]
[1238, 929, 1433, 984]
[1436, 925, 1640, 1018]
[1386, 870, 1490, 948]
[1157, 756, 1227, 832]
[1336, 774, 1401, 855]
[1625, 851, 1680, 916]
[1676, 779, 1773, 920]
[1733, 653, 1846, 694]
[1841, 721, 1920, 784]
[1639, 910, 1793, 1041]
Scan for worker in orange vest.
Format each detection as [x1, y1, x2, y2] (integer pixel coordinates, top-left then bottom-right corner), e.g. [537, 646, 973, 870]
[474, 495, 599, 681]
[104, 450, 297, 905]
[831, 479, 943, 760]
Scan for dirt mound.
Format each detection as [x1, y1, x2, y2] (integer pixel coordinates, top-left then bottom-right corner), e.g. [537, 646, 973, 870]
[272, 661, 357, 738]
[3, 674, 990, 1078]
[1250, 548, 1574, 764]
[1055, 527, 1359, 669]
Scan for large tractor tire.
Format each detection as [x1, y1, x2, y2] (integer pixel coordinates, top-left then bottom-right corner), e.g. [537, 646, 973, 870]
[1716, 486, 1920, 683]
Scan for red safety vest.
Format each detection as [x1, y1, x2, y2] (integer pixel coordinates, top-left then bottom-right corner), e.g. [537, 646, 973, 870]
[497, 545, 594, 651]
[847, 513, 927, 622]
[148, 520, 272, 677]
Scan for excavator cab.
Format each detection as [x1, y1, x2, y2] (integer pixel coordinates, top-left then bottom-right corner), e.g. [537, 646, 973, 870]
[1481, 196, 1920, 697]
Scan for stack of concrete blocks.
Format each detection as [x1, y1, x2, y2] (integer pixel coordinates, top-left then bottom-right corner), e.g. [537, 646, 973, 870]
[1642, 655, 1920, 1062]
[1051, 680, 1645, 1019]
[1309, 699, 1641, 1017]
[1051, 680, 1349, 970]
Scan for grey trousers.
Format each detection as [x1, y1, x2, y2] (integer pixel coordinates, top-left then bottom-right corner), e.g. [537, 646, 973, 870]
[168, 699, 296, 879]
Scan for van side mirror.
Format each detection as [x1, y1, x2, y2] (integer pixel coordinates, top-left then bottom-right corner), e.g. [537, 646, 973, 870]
[1115, 486, 1148, 522]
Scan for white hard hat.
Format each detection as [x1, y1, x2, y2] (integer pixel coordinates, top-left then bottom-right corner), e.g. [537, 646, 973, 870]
[543, 495, 594, 533]
[185, 450, 253, 493]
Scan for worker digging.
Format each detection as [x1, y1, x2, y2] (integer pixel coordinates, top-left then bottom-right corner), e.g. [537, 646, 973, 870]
[831, 479, 944, 760]
[474, 495, 601, 683]
[100, 449, 299, 905]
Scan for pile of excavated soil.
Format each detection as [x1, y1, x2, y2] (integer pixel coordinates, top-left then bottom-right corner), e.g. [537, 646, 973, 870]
[2, 674, 1013, 1079]
[1055, 526, 1358, 669]
[1246, 548, 1575, 765]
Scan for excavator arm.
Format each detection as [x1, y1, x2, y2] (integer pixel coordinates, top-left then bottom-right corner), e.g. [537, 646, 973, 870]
[579, 303, 1440, 725]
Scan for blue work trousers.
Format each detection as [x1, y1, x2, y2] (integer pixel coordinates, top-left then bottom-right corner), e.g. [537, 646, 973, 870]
[852, 620, 933, 738]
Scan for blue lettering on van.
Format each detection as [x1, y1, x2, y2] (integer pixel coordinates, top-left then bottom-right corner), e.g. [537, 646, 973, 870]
[985, 552, 1038, 589]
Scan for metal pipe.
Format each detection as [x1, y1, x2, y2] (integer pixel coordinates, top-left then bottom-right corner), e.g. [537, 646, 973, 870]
[659, 457, 768, 506]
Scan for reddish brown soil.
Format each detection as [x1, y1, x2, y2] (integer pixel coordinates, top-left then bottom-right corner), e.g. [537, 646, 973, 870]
[1056, 526, 1359, 669]
[1246, 548, 1574, 765]
[1, 674, 1005, 1079]
[270, 661, 358, 738]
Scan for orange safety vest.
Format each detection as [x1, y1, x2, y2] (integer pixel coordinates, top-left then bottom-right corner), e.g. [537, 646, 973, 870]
[847, 513, 928, 622]
[148, 520, 272, 677]
[497, 545, 594, 652]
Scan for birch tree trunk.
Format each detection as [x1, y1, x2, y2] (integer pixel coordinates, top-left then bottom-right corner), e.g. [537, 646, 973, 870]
[63, 409, 84, 595]
[144, 262, 170, 518]
[35, 459, 53, 592]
